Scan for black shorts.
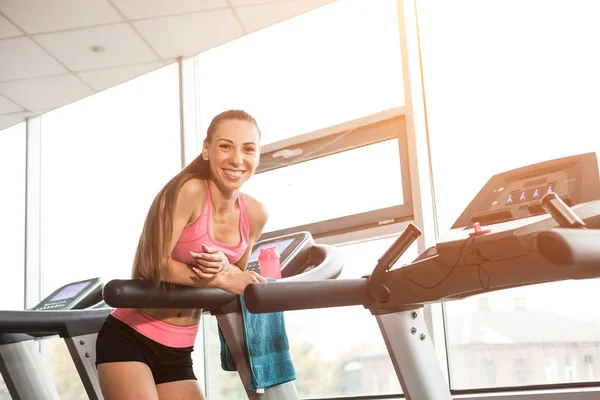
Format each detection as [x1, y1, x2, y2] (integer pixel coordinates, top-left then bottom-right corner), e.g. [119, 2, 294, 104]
[95, 314, 197, 385]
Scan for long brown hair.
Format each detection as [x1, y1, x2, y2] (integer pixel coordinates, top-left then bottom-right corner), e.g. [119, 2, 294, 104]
[131, 110, 261, 285]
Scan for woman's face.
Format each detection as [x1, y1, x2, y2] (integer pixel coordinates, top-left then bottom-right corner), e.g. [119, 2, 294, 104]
[204, 119, 261, 191]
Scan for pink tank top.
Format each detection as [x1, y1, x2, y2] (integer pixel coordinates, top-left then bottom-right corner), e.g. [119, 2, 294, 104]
[111, 180, 252, 348]
[171, 179, 251, 265]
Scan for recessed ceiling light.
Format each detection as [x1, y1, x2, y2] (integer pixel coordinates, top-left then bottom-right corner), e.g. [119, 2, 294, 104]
[89, 45, 105, 54]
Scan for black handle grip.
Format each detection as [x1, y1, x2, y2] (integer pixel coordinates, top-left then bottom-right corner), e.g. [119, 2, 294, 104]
[538, 228, 600, 267]
[368, 223, 422, 302]
[541, 192, 586, 229]
[103, 279, 237, 309]
[377, 223, 422, 269]
[244, 279, 371, 314]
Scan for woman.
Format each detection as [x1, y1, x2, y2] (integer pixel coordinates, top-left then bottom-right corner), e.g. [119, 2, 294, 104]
[96, 110, 268, 399]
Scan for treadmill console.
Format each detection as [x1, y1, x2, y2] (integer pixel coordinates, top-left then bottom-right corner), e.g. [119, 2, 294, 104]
[247, 231, 315, 277]
[33, 277, 104, 311]
[452, 152, 600, 229]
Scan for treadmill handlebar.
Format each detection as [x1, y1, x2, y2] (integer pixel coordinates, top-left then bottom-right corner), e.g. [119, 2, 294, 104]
[103, 244, 344, 310]
[368, 223, 422, 303]
[244, 279, 371, 314]
[541, 192, 587, 229]
[377, 224, 422, 268]
[538, 228, 600, 267]
[0, 309, 110, 335]
[102, 279, 237, 309]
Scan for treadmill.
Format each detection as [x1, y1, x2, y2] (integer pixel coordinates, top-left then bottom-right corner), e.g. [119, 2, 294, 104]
[0, 231, 342, 400]
[0, 278, 109, 400]
[103, 231, 343, 400]
[242, 152, 600, 400]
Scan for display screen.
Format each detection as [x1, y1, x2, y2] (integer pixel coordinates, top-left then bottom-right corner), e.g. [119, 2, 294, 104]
[249, 238, 295, 263]
[49, 281, 90, 302]
[505, 184, 554, 205]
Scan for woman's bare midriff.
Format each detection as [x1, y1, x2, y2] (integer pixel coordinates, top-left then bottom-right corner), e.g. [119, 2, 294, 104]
[141, 307, 202, 327]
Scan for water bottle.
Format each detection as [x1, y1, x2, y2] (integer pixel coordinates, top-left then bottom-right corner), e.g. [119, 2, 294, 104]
[258, 247, 281, 279]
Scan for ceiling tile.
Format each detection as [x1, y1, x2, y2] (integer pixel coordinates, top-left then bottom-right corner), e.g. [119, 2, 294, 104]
[0, 112, 26, 131]
[0, 74, 94, 110]
[0, 12, 22, 38]
[34, 23, 159, 71]
[77, 61, 163, 91]
[111, 0, 227, 20]
[237, 0, 334, 33]
[0, 0, 123, 34]
[0, 109, 47, 131]
[0, 94, 24, 113]
[0, 37, 67, 81]
[133, 9, 244, 59]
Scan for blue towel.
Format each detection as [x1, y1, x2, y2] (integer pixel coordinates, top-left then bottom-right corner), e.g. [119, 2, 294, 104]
[218, 280, 296, 391]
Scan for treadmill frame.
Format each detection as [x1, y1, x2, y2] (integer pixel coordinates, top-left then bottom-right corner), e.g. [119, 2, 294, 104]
[376, 309, 452, 400]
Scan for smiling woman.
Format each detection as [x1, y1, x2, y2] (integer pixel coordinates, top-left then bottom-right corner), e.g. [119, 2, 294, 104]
[202, 111, 261, 191]
[95, 109, 269, 400]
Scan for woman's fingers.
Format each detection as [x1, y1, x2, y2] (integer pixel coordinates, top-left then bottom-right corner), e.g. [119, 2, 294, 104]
[191, 267, 215, 279]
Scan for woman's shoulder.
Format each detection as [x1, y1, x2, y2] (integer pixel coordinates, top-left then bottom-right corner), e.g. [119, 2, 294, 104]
[177, 178, 208, 206]
[240, 193, 268, 227]
[179, 178, 207, 197]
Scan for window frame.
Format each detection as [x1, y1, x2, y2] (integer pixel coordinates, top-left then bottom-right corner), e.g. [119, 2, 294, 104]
[256, 108, 413, 240]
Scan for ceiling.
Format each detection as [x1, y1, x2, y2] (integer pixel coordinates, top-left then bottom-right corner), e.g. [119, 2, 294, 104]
[0, 0, 335, 131]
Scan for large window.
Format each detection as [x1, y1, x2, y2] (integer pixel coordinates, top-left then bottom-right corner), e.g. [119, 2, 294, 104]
[195, 0, 404, 147]
[194, 0, 409, 238]
[202, 113, 412, 398]
[196, 2, 409, 397]
[252, 139, 403, 231]
[419, 0, 600, 390]
[246, 135, 406, 236]
[40, 63, 181, 293]
[38, 64, 181, 398]
[204, 234, 418, 399]
[0, 122, 26, 311]
[0, 122, 26, 399]
[249, 113, 411, 238]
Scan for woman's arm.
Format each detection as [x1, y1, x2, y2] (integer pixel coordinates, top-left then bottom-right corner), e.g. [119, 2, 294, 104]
[160, 179, 223, 288]
[208, 196, 268, 293]
[189, 245, 241, 277]
[161, 180, 265, 293]
[189, 194, 269, 274]
[187, 194, 269, 293]
[193, 198, 268, 273]
[162, 256, 224, 288]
